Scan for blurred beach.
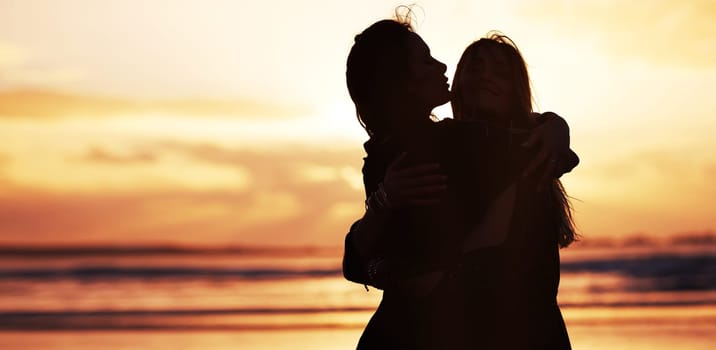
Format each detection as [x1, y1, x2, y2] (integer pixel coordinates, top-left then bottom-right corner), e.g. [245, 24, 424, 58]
[1, 237, 715, 349]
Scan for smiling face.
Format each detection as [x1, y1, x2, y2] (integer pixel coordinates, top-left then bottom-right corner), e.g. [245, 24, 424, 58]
[404, 33, 451, 112]
[457, 42, 514, 120]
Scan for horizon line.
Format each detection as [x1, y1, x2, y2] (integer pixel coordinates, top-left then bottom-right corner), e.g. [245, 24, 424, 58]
[0, 230, 714, 256]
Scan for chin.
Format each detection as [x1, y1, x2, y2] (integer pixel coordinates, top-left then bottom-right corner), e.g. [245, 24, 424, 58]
[427, 97, 450, 110]
[438, 91, 452, 105]
[467, 104, 498, 119]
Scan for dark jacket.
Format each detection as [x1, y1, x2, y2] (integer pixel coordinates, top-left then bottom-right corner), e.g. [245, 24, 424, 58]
[344, 118, 575, 349]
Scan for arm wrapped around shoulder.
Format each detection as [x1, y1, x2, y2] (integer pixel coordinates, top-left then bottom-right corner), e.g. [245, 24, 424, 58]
[342, 221, 391, 290]
[529, 111, 580, 177]
[342, 221, 368, 285]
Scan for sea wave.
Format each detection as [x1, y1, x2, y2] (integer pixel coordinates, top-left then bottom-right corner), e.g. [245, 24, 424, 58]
[3, 302, 716, 331]
[0, 245, 340, 258]
[0, 266, 341, 280]
[561, 254, 716, 291]
[1, 253, 714, 289]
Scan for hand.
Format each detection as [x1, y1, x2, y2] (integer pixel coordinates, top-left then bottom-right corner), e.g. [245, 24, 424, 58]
[382, 153, 448, 208]
[521, 112, 571, 189]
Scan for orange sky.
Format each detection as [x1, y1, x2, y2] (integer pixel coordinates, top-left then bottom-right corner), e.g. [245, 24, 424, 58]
[1, 0, 714, 245]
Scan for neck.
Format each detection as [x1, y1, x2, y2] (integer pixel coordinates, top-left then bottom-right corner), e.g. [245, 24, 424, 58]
[467, 105, 531, 129]
[386, 106, 433, 147]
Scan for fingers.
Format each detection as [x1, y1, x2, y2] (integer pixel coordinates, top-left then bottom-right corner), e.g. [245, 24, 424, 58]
[385, 153, 441, 181]
[391, 179, 448, 207]
[385, 174, 447, 208]
[409, 199, 443, 206]
[383, 153, 448, 208]
[391, 195, 444, 208]
[523, 148, 550, 178]
[397, 163, 442, 177]
[385, 162, 444, 189]
[400, 183, 448, 197]
[386, 152, 409, 172]
[521, 126, 543, 149]
[400, 174, 447, 188]
[543, 112, 570, 135]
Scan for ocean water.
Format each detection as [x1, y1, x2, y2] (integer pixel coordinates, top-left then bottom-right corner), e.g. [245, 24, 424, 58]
[1, 242, 715, 349]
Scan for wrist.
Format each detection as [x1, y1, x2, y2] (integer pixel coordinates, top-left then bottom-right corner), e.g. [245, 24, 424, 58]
[365, 185, 393, 217]
[374, 182, 393, 209]
[367, 257, 387, 288]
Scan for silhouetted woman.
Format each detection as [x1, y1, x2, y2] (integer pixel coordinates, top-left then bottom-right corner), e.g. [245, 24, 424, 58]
[343, 18, 577, 349]
[449, 33, 575, 349]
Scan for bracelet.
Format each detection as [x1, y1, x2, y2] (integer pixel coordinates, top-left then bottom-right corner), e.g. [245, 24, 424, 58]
[365, 182, 393, 214]
[374, 182, 393, 209]
[367, 257, 385, 286]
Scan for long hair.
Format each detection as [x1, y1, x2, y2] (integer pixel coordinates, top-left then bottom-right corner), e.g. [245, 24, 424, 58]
[346, 18, 415, 138]
[552, 180, 578, 248]
[452, 33, 578, 248]
[451, 33, 532, 122]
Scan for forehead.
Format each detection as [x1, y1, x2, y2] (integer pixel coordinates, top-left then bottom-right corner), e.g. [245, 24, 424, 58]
[471, 43, 508, 63]
[406, 32, 430, 55]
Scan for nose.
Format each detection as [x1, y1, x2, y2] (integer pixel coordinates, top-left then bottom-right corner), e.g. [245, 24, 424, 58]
[438, 60, 447, 74]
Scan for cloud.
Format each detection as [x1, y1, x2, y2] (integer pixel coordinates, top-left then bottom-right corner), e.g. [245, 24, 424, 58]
[572, 148, 716, 203]
[0, 42, 86, 88]
[0, 154, 12, 189]
[705, 162, 716, 177]
[2, 139, 714, 246]
[0, 178, 363, 246]
[0, 42, 27, 67]
[73, 141, 365, 191]
[564, 147, 716, 237]
[524, 0, 716, 66]
[594, 150, 703, 180]
[83, 146, 158, 164]
[152, 141, 365, 190]
[0, 89, 313, 119]
[1, 142, 252, 193]
[0, 142, 368, 245]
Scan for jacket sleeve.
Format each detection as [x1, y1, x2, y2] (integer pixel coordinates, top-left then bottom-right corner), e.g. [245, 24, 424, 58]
[561, 149, 580, 175]
[536, 111, 580, 177]
[342, 219, 392, 290]
[342, 220, 369, 285]
[342, 145, 394, 290]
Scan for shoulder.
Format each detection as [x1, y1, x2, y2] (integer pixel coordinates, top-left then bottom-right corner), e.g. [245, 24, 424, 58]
[361, 137, 399, 195]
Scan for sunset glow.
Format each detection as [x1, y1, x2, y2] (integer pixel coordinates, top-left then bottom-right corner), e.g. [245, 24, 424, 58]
[3, 4, 716, 350]
[1, 0, 713, 246]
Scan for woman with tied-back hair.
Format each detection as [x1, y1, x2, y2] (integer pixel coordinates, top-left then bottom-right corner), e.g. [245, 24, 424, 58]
[342, 15, 577, 349]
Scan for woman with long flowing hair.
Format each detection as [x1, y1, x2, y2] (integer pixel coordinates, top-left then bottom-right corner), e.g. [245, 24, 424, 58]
[342, 16, 577, 349]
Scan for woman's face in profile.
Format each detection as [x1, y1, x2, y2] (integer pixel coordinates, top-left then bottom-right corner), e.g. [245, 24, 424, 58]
[458, 44, 513, 120]
[404, 33, 451, 112]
